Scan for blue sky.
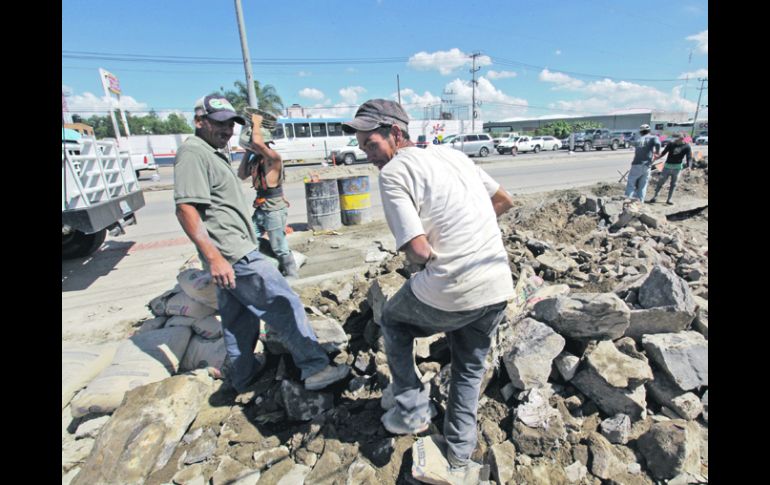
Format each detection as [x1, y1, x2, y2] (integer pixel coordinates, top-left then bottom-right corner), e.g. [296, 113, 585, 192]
[62, 0, 708, 124]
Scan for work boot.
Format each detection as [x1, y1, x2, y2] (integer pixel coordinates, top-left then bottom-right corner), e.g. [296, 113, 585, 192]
[305, 364, 351, 390]
[279, 253, 299, 279]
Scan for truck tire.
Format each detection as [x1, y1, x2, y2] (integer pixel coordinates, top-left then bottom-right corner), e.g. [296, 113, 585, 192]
[343, 153, 355, 165]
[582, 142, 592, 152]
[611, 141, 618, 150]
[552, 144, 559, 151]
[62, 229, 107, 259]
[533, 145, 541, 153]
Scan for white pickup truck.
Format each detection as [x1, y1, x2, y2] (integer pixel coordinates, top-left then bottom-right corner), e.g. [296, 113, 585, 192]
[62, 135, 145, 258]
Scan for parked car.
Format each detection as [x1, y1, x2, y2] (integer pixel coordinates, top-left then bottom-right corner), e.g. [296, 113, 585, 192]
[327, 137, 367, 165]
[695, 134, 708, 145]
[497, 136, 520, 155]
[532, 135, 561, 151]
[512, 135, 545, 154]
[445, 133, 495, 157]
[585, 129, 624, 151]
[611, 130, 636, 148]
[492, 132, 519, 147]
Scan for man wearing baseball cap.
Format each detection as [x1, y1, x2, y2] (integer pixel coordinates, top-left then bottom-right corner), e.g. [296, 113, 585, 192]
[624, 123, 661, 204]
[649, 132, 693, 205]
[343, 99, 514, 482]
[173, 93, 350, 395]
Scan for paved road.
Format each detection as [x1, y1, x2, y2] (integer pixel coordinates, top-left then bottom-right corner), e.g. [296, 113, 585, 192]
[130, 146, 708, 244]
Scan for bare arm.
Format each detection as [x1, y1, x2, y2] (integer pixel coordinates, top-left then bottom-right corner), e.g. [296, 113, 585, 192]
[246, 113, 283, 173]
[237, 152, 253, 180]
[175, 203, 236, 289]
[491, 187, 514, 217]
[402, 234, 434, 266]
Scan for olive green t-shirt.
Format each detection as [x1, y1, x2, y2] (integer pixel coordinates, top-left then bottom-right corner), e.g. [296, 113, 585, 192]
[174, 136, 258, 266]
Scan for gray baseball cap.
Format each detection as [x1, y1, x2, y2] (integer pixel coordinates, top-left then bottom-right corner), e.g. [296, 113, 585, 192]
[194, 95, 246, 124]
[342, 99, 409, 134]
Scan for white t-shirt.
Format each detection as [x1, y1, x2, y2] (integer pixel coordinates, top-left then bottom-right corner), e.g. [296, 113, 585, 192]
[378, 145, 514, 311]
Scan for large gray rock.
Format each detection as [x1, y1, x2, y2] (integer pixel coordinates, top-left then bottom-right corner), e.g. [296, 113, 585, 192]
[692, 295, 708, 339]
[280, 380, 333, 421]
[502, 318, 565, 390]
[625, 307, 695, 340]
[264, 316, 348, 354]
[304, 449, 346, 485]
[637, 420, 702, 480]
[642, 332, 708, 391]
[554, 351, 580, 382]
[71, 374, 212, 485]
[646, 370, 703, 420]
[571, 342, 651, 419]
[275, 464, 311, 485]
[184, 428, 217, 464]
[211, 456, 259, 485]
[600, 414, 631, 444]
[536, 251, 578, 273]
[488, 441, 516, 485]
[586, 432, 647, 483]
[367, 272, 406, 325]
[249, 457, 293, 485]
[638, 265, 697, 315]
[532, 293, 630, 340]
[252, 446, 290, 471]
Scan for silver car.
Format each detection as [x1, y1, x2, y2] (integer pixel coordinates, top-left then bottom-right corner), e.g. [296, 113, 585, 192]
[444, 133, 495, 157]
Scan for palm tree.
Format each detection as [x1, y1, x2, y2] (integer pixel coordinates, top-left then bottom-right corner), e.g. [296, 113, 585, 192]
[223, 80, 284, 116]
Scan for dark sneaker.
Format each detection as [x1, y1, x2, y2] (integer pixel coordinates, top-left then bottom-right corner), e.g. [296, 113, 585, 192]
[666, 201, 675, 205]
[649, 197, 657, 203]
[304, 364, 350, 391]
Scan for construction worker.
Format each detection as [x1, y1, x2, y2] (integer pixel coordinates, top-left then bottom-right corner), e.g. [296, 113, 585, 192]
[624, 123, 661, 204]
[649, 132, 693, 205]
[237, 112, 299, 279]
[174, 94, 349, 394]
[342, 99, 514, 482]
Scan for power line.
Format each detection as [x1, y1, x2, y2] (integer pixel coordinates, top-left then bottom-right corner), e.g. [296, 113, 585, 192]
[490, 56, 685, 83]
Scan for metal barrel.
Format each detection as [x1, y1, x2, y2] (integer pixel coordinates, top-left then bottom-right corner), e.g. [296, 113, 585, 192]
[305, 179, 341, 230]
[337, 175, 372, 225]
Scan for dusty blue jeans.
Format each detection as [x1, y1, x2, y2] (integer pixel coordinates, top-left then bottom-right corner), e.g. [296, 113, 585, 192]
[215, 249, 328, 392]
[253, 207, 290, 259]
[380, 279, 507, 466]
[624, 164, 652, 201]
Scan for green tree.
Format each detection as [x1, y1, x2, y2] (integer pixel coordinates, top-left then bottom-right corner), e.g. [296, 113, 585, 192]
[222, 80, 284, 115]
[163, 113, 193, 134]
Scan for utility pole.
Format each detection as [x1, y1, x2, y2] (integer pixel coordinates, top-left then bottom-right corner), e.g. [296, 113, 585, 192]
[690, 77, 707, 138]
[234, 0, 258, 108]
[397, 75, 401, 105]
[469, 52, 481, 132]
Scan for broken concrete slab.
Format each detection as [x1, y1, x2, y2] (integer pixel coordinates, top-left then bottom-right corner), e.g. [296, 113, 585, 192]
[263, 315, 348, 354]
[554, 351, 580, 382]
[367, 271, 406, 325]
[171, 463, 205, 485]
[572, 368, 647, 420]
[210, 456, 259, 485]
[638, 265, 697, 315]
[642, 332, 708, 391]
[184, 428, 217, 464]
[488, 440, 516, 485]
[74, 415, 110, 440]
[304, 449, 345, 485]
[625, 306, 695, 340]
[637, 420, 702, 480]
[274, 463, 311, 485]
[600, 414, 631, 444]
[585, 341, 653, 389]
[536, 250, 579, 273]
[346, 457, 379, 484]
[501, 317, 566, 390]
[280, 380, 334, 421]
[71, 374, 212, 485]
[532, 293, 630, 341]
[252, 446, 290, 471]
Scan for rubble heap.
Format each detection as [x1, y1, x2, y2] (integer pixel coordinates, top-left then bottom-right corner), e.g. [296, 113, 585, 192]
[62, 168, 708, 485]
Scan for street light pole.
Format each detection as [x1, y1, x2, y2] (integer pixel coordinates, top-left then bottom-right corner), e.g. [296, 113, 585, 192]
[690, 77, 707, 138]
[234, 0, 258, 108]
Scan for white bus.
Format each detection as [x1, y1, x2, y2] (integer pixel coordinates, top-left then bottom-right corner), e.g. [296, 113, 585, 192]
[264, 117, 354, 164]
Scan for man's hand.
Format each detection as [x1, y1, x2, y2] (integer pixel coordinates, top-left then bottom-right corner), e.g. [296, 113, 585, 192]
[251, 114, 264, 144]
[209, 253, 236, 289]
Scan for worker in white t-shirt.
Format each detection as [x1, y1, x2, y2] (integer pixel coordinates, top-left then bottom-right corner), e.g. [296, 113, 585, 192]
[343, 99, 515, 482]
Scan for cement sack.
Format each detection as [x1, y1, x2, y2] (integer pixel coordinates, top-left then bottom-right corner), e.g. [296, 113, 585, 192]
[177, 269, 218, 308]
[509, 266, 570, 316]
[411, 435, 482, 485]
[62, 342, 119, 410]
[134, 316, 168, 335]
[69, 326, 192, 418]
[180, 334, 227, 372]
[148, 285, 182, 317]
[165, 291, 217, 319]
[166, 315, 222, 339]
[192, 315, 223, 339]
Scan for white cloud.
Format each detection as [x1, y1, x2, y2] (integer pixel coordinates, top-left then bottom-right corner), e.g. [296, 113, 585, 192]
[443, 77, 529, 120]
[486, 70, 518, 80]
[64, 91, 150, 117]
[297, 71, 311, 77]
[539, 69, 585, 90]
[304, 102, 357, 119]
[299, 88, 325, 100]
[339, 86, 367, 104]
[686, 30, 708, 54]
[678, 69, 708, 79]
[408, 48, 492, 75]
[555, 50, 562, 55]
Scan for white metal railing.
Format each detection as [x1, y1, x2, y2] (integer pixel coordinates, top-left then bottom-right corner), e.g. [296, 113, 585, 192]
[62, 137, 140, 211]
